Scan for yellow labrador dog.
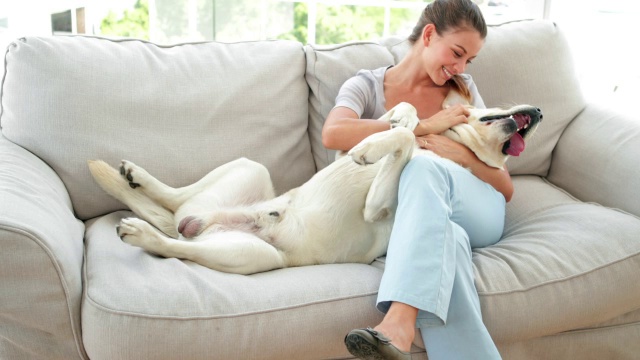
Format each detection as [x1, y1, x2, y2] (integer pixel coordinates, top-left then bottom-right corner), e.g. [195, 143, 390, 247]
[88, 99, 541, 275]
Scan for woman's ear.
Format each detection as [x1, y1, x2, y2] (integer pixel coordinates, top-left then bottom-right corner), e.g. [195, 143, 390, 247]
[422, 24, 436, 46]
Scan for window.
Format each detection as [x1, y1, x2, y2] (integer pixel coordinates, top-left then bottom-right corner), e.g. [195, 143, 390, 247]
[149, 0, 544, 45]
[0, 1, 545, 50]
[151, 1, 428, 45]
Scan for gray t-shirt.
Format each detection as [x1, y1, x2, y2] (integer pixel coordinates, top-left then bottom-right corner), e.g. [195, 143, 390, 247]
[334, 66, 485, 120]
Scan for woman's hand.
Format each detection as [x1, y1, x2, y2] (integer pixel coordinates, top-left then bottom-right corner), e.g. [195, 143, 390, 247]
[414, 104, 469, 136]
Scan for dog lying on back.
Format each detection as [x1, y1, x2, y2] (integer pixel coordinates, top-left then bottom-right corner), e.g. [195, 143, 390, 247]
[88, 96, 542, 275]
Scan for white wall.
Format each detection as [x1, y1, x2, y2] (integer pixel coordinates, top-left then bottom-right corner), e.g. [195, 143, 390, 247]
[549, 0, 640, 108]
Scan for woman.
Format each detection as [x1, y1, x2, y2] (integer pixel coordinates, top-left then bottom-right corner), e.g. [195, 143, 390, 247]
[322, 1, 509, 359]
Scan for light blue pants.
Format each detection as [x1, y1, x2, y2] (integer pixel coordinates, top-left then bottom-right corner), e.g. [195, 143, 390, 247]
[377, 156, 505, 359]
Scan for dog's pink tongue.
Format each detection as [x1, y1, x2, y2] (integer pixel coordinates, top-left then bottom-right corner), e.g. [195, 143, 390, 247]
[506, 133, 525, 156]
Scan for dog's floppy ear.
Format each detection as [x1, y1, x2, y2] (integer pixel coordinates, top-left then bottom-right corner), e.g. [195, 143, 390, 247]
[442, 89, 471, 109]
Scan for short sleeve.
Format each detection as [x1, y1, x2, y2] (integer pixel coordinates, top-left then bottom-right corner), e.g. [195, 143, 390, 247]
[333, 71, 379, 118]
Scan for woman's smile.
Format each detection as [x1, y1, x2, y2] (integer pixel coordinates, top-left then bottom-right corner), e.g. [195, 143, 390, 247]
[442, 66, 453, 80]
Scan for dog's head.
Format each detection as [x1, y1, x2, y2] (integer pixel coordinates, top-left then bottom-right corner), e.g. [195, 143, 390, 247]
[443, 104, 543, 169]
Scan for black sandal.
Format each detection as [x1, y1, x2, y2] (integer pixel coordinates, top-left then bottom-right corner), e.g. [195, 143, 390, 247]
[344, 328, 411, 360]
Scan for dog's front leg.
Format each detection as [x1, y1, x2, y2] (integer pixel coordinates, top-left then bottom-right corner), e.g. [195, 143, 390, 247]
[349, 127, 415, 222]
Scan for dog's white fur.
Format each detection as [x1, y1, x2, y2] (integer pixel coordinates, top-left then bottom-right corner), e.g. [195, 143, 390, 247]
[88, 96, 541, 275]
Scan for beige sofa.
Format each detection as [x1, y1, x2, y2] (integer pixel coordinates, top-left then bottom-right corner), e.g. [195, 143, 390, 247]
[1, 19, 639, 359]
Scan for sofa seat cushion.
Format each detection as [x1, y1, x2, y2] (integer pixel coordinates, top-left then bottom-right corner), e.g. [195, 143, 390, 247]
[474, 175, 640, 344]
[2, 36, 314, 220]
[401, 175, 640, 351]
[82, 211, 384, 359]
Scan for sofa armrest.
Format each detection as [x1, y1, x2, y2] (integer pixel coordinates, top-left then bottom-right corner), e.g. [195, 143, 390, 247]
[0, 136, 86, 359]
[547, 103, 640, 217]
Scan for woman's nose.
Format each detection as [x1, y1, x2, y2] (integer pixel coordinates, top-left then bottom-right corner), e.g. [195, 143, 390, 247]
[456, 60, 467, 74]
[451, 62, 464, 75]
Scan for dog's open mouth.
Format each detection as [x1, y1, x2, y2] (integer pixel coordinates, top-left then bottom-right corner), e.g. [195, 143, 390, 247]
[481, 106, 542, 157]
[503, 113, 531, 156]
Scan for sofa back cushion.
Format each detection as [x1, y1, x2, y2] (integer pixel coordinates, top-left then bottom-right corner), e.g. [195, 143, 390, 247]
[305, 42, 395, 170]
[1, 36, 314, 220]
[465, 20, 586, 176]
[306, 20, 586, 176]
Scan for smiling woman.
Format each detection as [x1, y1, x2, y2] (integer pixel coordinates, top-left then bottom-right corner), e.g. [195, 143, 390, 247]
[322, 1, 516, 358]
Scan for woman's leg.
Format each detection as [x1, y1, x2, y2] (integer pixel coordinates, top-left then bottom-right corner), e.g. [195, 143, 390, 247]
[376, 155, 504, 359]
[419, 227, 501, 359]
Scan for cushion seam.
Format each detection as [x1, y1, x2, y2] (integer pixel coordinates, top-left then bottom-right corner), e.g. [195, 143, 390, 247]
[83, 288, 379, 320]
[551, 318, 640, 338]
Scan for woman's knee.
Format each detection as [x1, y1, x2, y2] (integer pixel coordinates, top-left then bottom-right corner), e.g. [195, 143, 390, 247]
[401, 156, 451, 183]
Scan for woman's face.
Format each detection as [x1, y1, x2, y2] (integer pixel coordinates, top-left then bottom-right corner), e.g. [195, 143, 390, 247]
[422, 24, 484, 86]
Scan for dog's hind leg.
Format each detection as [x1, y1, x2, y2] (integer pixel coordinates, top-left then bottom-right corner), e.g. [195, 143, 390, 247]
[349, 127, 415, 222]
[117, 217, 285, 274]
[88, 160, 178, 237]
[119, 158, 275, 212]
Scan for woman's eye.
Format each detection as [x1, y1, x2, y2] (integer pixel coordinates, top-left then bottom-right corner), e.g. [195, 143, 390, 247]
[453, 51, 462, 58]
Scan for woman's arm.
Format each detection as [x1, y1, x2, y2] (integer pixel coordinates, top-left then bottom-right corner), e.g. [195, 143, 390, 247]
[323, 105, 470, 151]
[323, 106, 514, 201]
[467, 160, 513, 202]
[322, 107, 391, 151]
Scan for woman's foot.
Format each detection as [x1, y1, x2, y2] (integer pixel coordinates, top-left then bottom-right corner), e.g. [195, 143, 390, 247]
[374, 301, 418, 352]
[372, 321, 414, 353]
[344, 328, 411, 360]
[344, 302, 418, 359]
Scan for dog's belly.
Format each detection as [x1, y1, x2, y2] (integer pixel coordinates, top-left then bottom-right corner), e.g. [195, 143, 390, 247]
[289, 158, 393, 264]
[285, 208, 393, 266]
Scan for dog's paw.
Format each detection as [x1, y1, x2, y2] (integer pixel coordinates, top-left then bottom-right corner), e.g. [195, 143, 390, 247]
[388, 103, 420, 131]
[349, 142, 379, 165]
[119, 160, 149, 189]
[116, 217, 166, 251]
[348, 132, 395, 165]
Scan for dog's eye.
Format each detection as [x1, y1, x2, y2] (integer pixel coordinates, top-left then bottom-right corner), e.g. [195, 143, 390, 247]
[269, 211, 280, 217]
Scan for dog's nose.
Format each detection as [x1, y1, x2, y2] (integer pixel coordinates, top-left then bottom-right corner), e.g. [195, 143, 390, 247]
[536, 107, 543, 120]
